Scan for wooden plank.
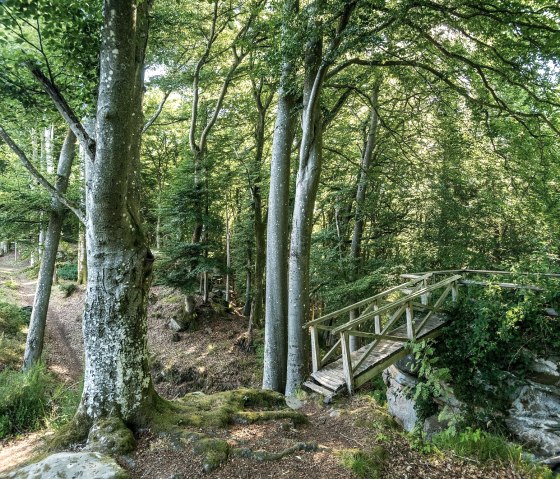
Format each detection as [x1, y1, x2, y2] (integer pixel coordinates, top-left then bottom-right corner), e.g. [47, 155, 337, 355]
[414, 285, 450, 335]
[459, 279, 543, 291]
[303, 381, 335, 397]
[406, 301, 414, 340]
[345, 331, 408, 342]
[308, 315, 448, 395]
[332, 275, 461, 334]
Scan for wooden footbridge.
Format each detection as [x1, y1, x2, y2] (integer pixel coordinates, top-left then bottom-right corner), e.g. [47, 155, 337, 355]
[302, 269, 558, 400]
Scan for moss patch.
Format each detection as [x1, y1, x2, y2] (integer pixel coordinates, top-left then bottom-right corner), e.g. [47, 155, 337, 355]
[150, 388, 307, 432]
[86, 417, 137, 454]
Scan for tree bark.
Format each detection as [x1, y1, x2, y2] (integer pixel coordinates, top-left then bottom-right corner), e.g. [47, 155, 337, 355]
[286, 26, 323, 396]
[22, 129, 76, 371]
[262, 0, 298, 392]
[79, 0, 155, 424]
[285, 0, 357, 395]
[349, 80, 381, 352]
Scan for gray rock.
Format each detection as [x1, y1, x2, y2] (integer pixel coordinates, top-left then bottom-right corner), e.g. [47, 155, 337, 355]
[528, 357, 560, 387]
[383, 365, 418, 431]
[395, 354, 420, 376]
[168, 317, 185, 332]
[1, 452, 128, 479]
[506, 381, 560, 456]
[285, 396, 304, 410]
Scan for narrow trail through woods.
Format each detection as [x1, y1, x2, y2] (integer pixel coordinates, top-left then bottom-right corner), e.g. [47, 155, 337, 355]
[0, 253, 84, 382]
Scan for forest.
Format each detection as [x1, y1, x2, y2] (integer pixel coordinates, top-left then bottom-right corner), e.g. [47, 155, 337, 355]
[0, 0, 559, 478]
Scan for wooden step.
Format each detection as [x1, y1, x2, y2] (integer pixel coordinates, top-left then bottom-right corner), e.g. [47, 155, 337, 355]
[303, 380, 336, 400]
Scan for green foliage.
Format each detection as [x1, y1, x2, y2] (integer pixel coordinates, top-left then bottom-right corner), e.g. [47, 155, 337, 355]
[0, 363, 81, 439]
[414, 282, 560, 429]
[0, 301, 29, 335]
[56, 263, 78, 282]
[0, 364, 50, 438]
[411, 341, 451, 422]
[58, 282, 76, 298]
[339, 447, 386, 479]
[0, 302, 30, 369]
[430, 428, 552, 479]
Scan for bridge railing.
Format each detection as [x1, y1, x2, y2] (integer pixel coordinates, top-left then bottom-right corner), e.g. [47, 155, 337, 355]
[303, 273, 462, 392]
[303, 273, 434, 373]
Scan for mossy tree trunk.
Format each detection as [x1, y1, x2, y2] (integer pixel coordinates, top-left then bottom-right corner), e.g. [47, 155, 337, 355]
[79, 0, 156, 425]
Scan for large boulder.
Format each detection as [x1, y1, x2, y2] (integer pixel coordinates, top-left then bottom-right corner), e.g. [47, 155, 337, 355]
[528, 357, 560, 387]
[382, 365, 419, 432]
[506, 381, 560, 457]
[1, 452, 128, 479]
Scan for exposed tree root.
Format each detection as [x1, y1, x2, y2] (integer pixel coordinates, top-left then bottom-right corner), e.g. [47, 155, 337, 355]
[46, 388, 308, 474]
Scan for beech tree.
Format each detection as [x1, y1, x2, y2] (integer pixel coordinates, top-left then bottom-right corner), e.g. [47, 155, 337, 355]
[0, 0, 157, 435]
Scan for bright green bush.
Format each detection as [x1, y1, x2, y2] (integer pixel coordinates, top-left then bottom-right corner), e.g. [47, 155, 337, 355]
[57, 263, 78, 282]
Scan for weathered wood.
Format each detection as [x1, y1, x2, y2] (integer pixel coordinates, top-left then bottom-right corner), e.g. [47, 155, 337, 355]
[406, 301, 414, 340]
[414, 285, 451, 335]
[310, 326, 320, 373]
[331, 275, 461, 334]
[459, 279, 543, 291]
[303, 273, 432, 328]
[341, 332, 354, 394]
[303, 381, 335, 398]
[373, 300, 380, 334]
[321, 338, 341, 366]
[309, 315, 447, 395]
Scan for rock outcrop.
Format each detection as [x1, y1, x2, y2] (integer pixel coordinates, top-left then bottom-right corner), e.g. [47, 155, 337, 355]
[1, 452, 128, 479]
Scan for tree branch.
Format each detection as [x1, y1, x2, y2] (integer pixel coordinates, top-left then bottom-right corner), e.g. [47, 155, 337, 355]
[0, 125, 85, 224]
[27, 65, 96, 161]
[142, 91, 171, 134]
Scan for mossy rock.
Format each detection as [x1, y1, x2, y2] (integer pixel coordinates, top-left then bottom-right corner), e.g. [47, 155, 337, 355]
[86, 417, 136, 454]
[192, 437, 230, 473]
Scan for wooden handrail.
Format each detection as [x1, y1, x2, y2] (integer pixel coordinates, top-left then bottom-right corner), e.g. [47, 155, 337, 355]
[331, 275, 462, 335]
[402, 269, 560, 279]
[303, 273, 432, 328]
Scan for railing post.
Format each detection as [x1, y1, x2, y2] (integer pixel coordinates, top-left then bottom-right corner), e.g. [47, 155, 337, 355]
[374, 300, 381, 334]
[452, 281, 458, 302]
[341, 331, 354, 394]
[406, 301, 415, 339]
[310, 326, 320, 373]
[421, 278, 428, 305]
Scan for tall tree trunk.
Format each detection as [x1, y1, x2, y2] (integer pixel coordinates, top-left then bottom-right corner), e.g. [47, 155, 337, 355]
[262, 0, 299, 392]
[79, 0, 155, 424]
[22, 129, 76, 370]
[285, 0, 356, 395]
[286, 27, 324, 396]
[349, 80, 381, 352]
[249, 80, 271, 329]
[77, 225, 87, 284]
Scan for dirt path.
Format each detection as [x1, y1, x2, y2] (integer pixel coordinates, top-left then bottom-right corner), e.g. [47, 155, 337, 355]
[0, 253, 84, 382]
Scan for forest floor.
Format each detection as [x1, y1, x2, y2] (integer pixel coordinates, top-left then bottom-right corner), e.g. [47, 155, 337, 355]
[0, 253, 539, 478]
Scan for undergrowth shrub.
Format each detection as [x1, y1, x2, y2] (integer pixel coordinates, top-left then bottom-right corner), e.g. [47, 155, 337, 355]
[438, 283, 559, 427]
[430, 428, 553, 478]
[0, 364, 54, 438]
[0, 302, 30, 369]
[339, 447, 386, 479]
[0, 364, 81, 439]
[57, 263, 78, 282]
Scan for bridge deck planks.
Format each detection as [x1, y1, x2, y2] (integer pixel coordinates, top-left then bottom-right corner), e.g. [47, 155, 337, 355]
[308, 315, 447, 395]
